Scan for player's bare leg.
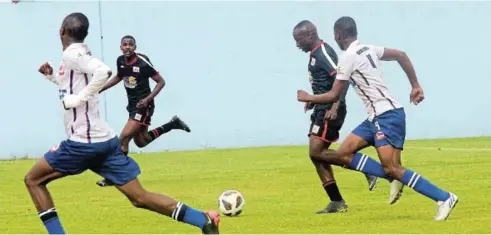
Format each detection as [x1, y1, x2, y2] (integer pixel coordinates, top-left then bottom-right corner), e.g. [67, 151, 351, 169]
[24, 157, 66, 234]
[119, 119, 143, 154]
[133, 115, 191, 148]
[312, 134, 378, 191]
[309, 138, 347, 213]
[116, 178, 220, 234]
[97, 120, 142, 187]
[313, 134, 400, 203]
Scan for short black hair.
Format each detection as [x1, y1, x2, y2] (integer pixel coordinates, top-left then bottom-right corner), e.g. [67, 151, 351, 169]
[294, 20, 313, 30]
[334, 16, 357, 37]
[121, 35, 136, 44]
[62, 12, 89, 41]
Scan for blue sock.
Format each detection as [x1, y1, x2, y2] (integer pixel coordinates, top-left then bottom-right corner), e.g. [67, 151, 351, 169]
[401, 169, 450, 201]
[39, 208, 65, 234]
[348, 153, 392, 180]
[171, 202, 206, 229]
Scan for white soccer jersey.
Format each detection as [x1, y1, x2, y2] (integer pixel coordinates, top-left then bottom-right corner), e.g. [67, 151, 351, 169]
[336, 40, 402, 121]
[46, 43, 116, 143]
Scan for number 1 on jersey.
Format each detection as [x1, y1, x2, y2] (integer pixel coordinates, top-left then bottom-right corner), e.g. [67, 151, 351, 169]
[366, 54, 377, 68]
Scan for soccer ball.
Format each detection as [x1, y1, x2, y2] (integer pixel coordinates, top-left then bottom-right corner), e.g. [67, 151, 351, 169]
[218, 190, 245, 216]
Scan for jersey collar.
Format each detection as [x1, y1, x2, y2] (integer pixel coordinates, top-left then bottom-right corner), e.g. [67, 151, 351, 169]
[346, 40, 360, 51]
[310, 40, 324, 53]
[124, 53, 139, 65]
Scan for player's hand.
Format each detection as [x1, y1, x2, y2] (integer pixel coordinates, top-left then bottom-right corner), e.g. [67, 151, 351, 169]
[136, 97, 150, 108]
[297, 90, 311, 102]
[304, 102, 314, 113]
[324, 107, 338, 121]
[38, 62, 53, 76]
[410, 86, 425, 105]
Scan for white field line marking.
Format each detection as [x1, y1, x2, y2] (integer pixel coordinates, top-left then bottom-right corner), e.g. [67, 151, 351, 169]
[405, 146, 491, 152]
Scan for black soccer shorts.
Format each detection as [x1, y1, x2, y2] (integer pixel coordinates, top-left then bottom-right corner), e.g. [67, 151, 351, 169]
[128, 105, 154, 126]
[308, 106, 347, 142]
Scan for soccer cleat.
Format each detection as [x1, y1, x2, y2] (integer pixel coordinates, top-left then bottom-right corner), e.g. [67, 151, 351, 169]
[171, 116, 191, 133]
[96, 178, 115, 187]
[434, 192, 458, 221]
[201, 210, 220, 234]
[388, 180, 404, 204]
[365, 174, 378, 191]
[316, 200, 348, 214]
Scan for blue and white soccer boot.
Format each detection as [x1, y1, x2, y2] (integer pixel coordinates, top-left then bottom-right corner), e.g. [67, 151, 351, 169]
[434, 192, 458, 221]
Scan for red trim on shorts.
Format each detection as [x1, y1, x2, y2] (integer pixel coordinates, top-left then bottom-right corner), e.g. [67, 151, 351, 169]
[141, 107, 150, 125]
[311, 109, 340, 143]
[128, 119, 149, 126]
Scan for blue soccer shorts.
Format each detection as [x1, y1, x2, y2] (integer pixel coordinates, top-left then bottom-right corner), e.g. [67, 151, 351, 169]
[352, 108, 406, 150]
[44, 136, 141, 186]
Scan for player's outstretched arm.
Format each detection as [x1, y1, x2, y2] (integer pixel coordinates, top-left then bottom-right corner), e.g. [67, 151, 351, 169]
[38, 62, 59, 85]
[297, 79, 348, 104]
[380, 48, 421, 89]
[99, 75, 122, 93]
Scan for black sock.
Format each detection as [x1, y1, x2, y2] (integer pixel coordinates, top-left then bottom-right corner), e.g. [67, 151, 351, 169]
[323, 180, 343, 202]
[123, 151, 128, 155]
[148, 122, 174, 140]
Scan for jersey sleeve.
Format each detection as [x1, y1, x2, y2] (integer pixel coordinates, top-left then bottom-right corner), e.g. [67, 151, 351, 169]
[62, 47, 112, 109]
[318, 46, 338, 76]
[116, 58, 123, 77]
[335, 53, 354, 81]
[139, 55, 159, 78]
[372, 45, 385, 59]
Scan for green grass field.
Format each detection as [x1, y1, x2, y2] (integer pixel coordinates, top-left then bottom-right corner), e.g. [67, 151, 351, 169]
[0, 137, 490, 234]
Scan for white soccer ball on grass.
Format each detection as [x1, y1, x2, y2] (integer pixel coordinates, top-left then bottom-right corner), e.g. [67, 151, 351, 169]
[218, 190, 245, 216]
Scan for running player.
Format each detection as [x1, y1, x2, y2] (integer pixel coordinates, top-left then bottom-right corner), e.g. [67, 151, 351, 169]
[293, 20, 378, 214]
[296, 16, 458, 220]
[96, 35, 190, 187]
[26, 12, 220, 234]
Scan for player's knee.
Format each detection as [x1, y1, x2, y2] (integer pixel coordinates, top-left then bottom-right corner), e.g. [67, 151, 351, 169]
[24, 173, 38, 188]
[309, 156, 322, 166]
[309, 148, 322, 159]
[382, 163, 398, 177]
[133, 138, 147, 148]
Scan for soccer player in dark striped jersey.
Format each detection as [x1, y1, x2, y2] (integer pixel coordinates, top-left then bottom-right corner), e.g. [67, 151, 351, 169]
[96, 35, 191, 187]
[293, 20, 378, 213]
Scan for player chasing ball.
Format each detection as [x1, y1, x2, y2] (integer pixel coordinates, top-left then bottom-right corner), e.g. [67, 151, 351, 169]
[297, 16, 458, 221]
[25, 12, 220, 234]
[292, 20, 378, 214]
[96, 35, 191, 187]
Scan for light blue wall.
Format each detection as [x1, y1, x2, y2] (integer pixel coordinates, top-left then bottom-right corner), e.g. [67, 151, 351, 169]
[1, 1, 490, 158]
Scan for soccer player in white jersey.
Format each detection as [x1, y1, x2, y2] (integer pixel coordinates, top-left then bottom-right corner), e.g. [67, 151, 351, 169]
[296, 16, 458, 221]
[24, 12, 220, 234]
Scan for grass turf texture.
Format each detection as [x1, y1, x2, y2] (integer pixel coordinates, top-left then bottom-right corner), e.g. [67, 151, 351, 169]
[0, 137, 490, 234]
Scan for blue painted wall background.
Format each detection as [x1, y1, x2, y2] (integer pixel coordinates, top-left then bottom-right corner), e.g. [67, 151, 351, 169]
[0, 1, 490, 158]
